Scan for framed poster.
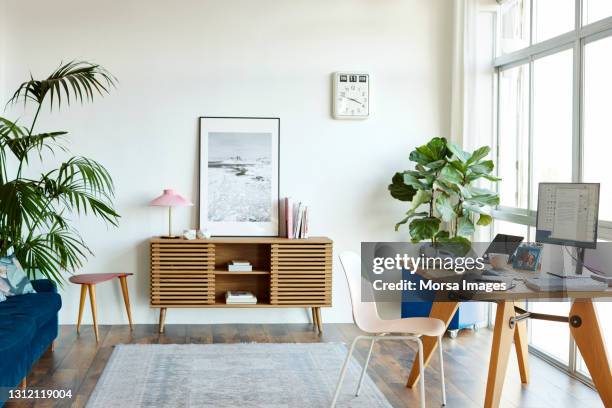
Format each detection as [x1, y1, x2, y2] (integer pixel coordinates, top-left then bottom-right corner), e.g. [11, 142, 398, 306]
[199, 117, 280, 236]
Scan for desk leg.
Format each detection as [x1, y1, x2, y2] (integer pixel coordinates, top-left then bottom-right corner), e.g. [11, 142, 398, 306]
[570, 300, 612, 408]
[484, 301, 516, 408]
[514, 313, 529, 383]
[406, 301, 459, 388]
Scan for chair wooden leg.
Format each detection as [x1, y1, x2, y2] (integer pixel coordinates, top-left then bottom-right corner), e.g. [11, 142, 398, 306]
[159, 307, 167, 334]
[314, 307, 323, 333]
[570, 300, 612, 408]
[311, 307, 317, 328]
[87, 284, 99, 343]
[118, 276, 133, 330]
[76, 284, 87, 334]
[18, 377, 26, 389]
[47, 340, 55, 353]
[484, 301, 516, 408]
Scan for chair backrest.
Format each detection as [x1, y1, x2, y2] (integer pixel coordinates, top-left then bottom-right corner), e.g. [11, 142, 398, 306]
[339, 251, 381, 332]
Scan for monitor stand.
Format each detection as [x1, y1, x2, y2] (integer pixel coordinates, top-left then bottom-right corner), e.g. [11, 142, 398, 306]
[547, 247, 590, 279]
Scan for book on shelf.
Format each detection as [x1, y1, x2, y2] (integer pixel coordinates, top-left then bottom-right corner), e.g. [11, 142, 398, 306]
[225, 291, 257, 304]
[228, 264, 253, 272]
[228, 260, 252, 272]
[282, 198, 310, 239]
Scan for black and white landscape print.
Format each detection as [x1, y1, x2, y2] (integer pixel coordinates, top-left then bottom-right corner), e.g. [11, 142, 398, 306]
[207, 132, 272, 222]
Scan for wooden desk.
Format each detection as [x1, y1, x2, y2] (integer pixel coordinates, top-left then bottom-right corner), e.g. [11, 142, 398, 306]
[404, 268, 612, 408]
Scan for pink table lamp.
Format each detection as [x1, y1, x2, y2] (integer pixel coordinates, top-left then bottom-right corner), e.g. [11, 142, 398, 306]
[150, 189, 193, 238]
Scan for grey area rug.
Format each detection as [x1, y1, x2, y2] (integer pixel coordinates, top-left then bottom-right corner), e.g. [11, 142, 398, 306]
[86, 343, 393, 408]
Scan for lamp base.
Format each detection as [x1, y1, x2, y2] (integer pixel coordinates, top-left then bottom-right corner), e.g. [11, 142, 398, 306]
[160, 235, 181, 239]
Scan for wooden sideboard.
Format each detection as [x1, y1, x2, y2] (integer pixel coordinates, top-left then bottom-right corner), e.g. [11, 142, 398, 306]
[150, 237, 333, 333]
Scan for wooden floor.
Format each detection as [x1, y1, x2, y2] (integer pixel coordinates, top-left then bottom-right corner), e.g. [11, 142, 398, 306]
[6, 324, 603, 408]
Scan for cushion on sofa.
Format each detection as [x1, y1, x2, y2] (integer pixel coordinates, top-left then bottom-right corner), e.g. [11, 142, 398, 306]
[0, 256, 36, 301]
[0, 292, 61, 330]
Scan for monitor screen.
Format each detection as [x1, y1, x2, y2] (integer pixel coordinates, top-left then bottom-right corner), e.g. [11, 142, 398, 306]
[535, 183, 600, 249]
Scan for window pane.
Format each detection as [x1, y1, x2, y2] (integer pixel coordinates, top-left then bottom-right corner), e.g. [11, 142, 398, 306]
[500, 0, 530, 54]
[498, 64, 530, 208]
[583, 36, 612, 221]
[584, 0, 612, 25]
[533, 0, 575, 43]
[529, 301, 571, 364]
[494, 220, 529, 239]
[531, 50, 574, 210]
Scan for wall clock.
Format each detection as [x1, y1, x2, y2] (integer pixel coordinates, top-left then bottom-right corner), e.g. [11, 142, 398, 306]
[332, 72, 370, 119]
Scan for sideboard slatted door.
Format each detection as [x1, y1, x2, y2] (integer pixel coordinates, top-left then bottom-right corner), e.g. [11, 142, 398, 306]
[151, 241, 215, 306]
[270, 243, 332, 306]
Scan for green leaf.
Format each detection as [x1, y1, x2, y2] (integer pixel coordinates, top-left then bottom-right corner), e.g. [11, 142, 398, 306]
[449, 159, 466, 173]
[410, 189, 433, 210]
[468, 193, 500, 207]
[447, 143, 470, 163]
[483, 174, 502, 182]
[409, 149, 433, 166]
[457, 215, 475, 237]
[409, 217, 441, 242]
[425, 137, 448, 160]
[435, 230, 450, 240]
[8, 61, 117, 109]
[435, 194, 457, 222]
[477, 214, 493, 226]
[424, 159, 446, 170]
[436, 236, 472, 257]
[467, 146, 491, 165]
[388, 172, 417, 202]
[395, 211, 428, 231]
[439, 165, 463, 185]
[469, 160, 494, 175]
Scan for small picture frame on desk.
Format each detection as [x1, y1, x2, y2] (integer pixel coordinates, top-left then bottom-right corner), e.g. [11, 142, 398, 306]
[512, 244, 543, 271]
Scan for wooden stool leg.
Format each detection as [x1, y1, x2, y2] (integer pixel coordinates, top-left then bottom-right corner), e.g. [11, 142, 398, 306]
[570, 300, 612, 408]
[159, 308, 167, 334]
[118, 276, 133, 330]
[87, 284, 99, 343]
[76, 284, 87, 334]
[315, 307, 323, 333]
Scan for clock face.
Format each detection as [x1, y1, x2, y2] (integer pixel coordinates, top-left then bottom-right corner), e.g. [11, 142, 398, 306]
[333, 73, 369, 119]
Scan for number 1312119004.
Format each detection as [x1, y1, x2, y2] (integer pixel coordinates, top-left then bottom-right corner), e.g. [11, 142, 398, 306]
[8, 389, 72, 400]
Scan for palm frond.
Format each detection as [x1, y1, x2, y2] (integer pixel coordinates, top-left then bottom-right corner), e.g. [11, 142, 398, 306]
[7, 61, 117, 109]
[40, 156, 119, 226]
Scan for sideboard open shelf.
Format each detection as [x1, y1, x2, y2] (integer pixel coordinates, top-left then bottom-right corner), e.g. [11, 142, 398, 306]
[150, 237, 332, 333]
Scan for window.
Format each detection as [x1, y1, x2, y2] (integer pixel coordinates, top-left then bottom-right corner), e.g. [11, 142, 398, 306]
[493, 0, 612, 383]
[531, 49, 573, 209]
[583, 0, 612, 25]
[533, 0, 575, 43]
[583, 36, 612, 221]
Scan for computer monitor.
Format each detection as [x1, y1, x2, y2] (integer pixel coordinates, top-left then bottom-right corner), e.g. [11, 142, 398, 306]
[536, 183, 600, 249]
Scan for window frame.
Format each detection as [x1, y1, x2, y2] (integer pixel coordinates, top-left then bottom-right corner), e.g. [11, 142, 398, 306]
[494, 1, 612, 241]
[493, 0, 612, 386]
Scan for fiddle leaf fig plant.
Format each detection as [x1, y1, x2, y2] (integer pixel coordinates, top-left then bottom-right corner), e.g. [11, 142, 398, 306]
[389, 137, 500, 250]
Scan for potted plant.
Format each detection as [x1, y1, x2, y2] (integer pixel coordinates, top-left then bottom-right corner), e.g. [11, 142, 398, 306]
[0, 61, 119, 285]
[388, 137, 500, 255]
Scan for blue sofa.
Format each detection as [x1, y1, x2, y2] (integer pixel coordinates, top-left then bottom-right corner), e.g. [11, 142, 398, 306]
[0, 279, 61, 397]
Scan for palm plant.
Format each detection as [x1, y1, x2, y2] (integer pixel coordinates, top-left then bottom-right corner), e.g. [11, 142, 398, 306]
[0, 61, 119, 285]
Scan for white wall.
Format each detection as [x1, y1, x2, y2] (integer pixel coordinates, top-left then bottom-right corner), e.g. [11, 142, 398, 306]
[2, 0, 453, 324]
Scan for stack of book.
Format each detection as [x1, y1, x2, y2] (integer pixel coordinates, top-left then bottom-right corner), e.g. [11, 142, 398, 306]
[284, 197, 309, 239]
[228, 260, 252, 272]
[225, 291, 257, 304]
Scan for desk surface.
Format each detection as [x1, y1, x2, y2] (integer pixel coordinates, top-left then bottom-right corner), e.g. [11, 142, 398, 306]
[414, 267, 612, 301]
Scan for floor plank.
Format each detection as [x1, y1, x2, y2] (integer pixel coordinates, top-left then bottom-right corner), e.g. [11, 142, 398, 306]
[4, 324, 603, 408]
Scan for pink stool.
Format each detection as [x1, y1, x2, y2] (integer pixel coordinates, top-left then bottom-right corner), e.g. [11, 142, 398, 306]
[68, 273, 134, 342]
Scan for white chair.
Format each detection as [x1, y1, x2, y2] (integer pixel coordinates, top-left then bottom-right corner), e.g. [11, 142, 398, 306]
[332, 251, 447, 408]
